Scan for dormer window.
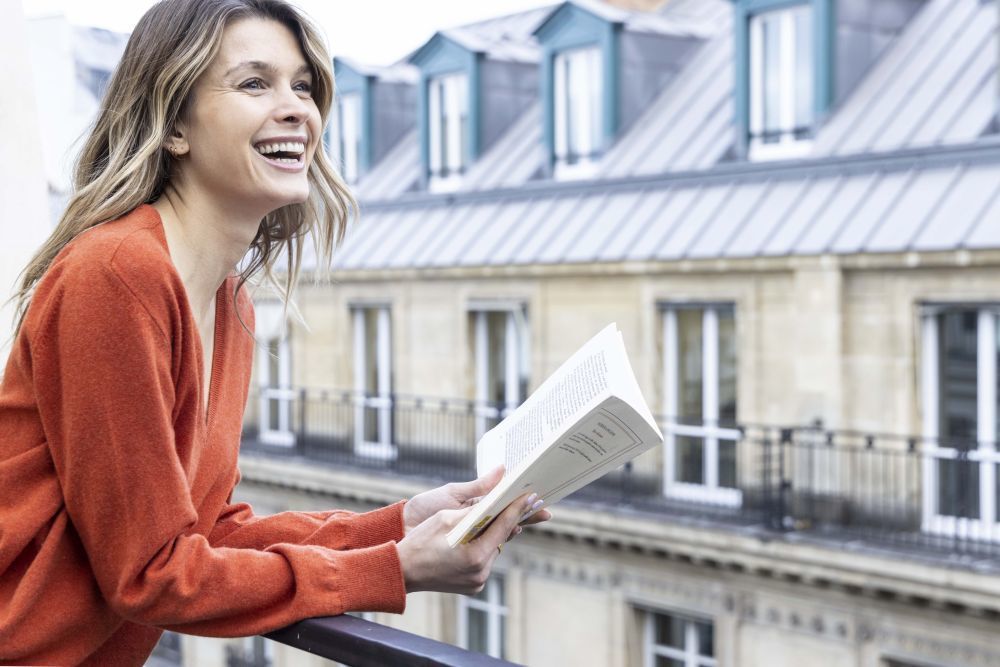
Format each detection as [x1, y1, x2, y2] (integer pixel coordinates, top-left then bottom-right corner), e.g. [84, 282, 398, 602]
[427, 72, 468, 193]
[338, 92, 362, 184]
[748, 4, 814, 160]
[552, 46, 602, 180]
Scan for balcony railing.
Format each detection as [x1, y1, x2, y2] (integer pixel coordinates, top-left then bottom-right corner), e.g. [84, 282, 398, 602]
[243, 388, 1000, 563]
[263, 615, 515, 667]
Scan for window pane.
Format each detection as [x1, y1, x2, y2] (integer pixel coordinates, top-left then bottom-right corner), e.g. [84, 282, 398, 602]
[466, 608, 488, 654]
[266, 338, 280, 388]
[653, 614, 685, 649]
[718, 310, 737, 424]
[656, 658, 684, 667]
[499, 613, 508, 660]
[676, 435, 704, 484]
[677, 309, 703, 423]
[495, 573, 506, 606]
[339, 94, 361, 183]
[696, 619, 714, 657]
[793, 6, 814, 133]
[487, 312, 508, 406]
[719, 438, 737, 489]
[554, 52, 568, 159]
[761, 14, 781, 136]
[937, 311, 980, 519]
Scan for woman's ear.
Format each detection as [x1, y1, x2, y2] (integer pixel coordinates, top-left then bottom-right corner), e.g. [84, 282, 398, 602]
[164, 124, 189, 158]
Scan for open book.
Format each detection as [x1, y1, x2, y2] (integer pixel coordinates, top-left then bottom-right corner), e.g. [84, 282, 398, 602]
[447, 323, 663, 547]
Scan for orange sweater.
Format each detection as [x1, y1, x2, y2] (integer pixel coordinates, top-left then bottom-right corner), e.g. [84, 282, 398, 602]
[0, 205, 407, 666]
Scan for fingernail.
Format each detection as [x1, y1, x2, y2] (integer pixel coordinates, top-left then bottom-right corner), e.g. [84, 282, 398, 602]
[531, 499, 544, 511]
[525, 493, 538, 508]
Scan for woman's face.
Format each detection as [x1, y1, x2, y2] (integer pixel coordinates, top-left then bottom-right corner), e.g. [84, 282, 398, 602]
[174, 18, 322, 215]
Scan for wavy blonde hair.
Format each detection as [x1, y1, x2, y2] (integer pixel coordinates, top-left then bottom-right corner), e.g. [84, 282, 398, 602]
[11, 0, 354, 336]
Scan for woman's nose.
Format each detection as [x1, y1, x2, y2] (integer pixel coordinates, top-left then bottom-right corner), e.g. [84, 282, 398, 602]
[274, 89, 311, 124]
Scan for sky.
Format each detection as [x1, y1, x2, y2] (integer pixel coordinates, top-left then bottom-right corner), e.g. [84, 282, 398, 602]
[20, 0, 556, 66]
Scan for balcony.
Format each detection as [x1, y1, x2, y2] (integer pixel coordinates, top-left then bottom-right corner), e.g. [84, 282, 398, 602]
[211, 614, 517, 666]
[242, 388, 1000, 566]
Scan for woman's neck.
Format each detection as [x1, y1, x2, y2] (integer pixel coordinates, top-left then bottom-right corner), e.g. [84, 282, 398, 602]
[152, 186, 261, 321]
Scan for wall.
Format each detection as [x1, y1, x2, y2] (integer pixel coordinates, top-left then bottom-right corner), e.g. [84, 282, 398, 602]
[0, 4, 50, 364]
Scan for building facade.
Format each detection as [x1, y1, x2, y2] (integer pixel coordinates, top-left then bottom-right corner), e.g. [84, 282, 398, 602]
[148, 0, 1000, 665]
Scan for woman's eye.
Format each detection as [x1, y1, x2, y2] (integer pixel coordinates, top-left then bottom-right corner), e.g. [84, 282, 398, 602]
[294, 82, 313, 94]
[240, 78, 265, 90]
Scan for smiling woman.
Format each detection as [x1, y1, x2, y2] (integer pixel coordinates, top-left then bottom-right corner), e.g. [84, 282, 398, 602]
[0, 1, 546, 666]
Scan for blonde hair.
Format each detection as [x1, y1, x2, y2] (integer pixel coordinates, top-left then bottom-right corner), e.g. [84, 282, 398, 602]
[11, 0, 354, 336]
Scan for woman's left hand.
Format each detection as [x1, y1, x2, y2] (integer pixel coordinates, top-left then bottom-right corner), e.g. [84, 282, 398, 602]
[402, 465, 552, 536]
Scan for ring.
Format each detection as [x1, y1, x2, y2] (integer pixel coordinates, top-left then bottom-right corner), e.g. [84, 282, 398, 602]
[497, 543, 503, 554]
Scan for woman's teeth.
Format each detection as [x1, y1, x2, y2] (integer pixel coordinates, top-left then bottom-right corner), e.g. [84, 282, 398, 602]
[254, 141, 306, 163]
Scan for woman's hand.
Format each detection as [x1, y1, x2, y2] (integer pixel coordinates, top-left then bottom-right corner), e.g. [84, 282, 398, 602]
[396, 492, 537, 594]
[402, 466, 552, 536]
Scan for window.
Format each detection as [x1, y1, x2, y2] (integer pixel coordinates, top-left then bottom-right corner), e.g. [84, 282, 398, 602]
[458, 574, 507, 659]
[338, 93, 362, 184]
[225, 636, 273, 667]
[921, 308, 1000, 538]
[643, 610, 716, 667]
[661, 305, 740, 505]
[882, 658, 946, 667]
[748, 4, 814, 160]
[149, 631, 183, 666]
[255, 302, 294, 447]
[428, 72, 468, 192]
[471, 305, 530, 440]
[553, 46, 602, 180]
[352, 305, 395, 459]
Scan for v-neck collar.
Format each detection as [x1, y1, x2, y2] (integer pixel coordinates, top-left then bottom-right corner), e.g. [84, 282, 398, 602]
[145, 204, 229, 427]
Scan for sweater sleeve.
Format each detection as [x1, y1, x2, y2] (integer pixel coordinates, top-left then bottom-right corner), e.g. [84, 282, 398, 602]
[209, 497, 407, 551]
[31, 264, 406, 637]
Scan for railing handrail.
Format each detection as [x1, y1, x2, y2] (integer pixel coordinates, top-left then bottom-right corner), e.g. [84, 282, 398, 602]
[264, 614, 520, 667]
[250, 384, 998, 451]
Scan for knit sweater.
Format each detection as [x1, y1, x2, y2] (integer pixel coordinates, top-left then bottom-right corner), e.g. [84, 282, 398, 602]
[0, 205, 408, 666]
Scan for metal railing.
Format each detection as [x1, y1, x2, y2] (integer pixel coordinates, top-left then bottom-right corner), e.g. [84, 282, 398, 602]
[242, 388, 1000, 562]
[263, 615, 517, 667]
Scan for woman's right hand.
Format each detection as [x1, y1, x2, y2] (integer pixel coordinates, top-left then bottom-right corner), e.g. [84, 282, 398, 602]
[396, 492, 535, 595]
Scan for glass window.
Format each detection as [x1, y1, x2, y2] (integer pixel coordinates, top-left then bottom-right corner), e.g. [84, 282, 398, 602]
[338, 93, 362, 183]
[428, 72, 468, 190]
[353, 306, 395, 457]
[459, 574, 507, 659]
[255, 302, 294, 447]
[663, 306, 740, 503]
[472, 307, 530, 440]
[553, 46, 602, 179]
[748, 4, 814, 160]
[923, 308, 1000, 531]
[645, 610, 716, 667]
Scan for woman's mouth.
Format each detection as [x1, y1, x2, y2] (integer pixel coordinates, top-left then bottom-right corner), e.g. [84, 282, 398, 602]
[253, 140, 306, 171]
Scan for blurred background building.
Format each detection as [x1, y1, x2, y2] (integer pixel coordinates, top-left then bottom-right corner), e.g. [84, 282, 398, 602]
[10, 0, 1000, 665]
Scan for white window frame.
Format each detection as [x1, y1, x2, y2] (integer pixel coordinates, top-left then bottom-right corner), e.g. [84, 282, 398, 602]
[642, 610, 717, 667]
[256, 302, 295, 447]
[748, 5, 814, 161]
[921, 307, 1000, 541]
[428, 72, 468, 193]
[457, 574, 507, 659]
[338, 92, 362, 184]
[661, 305, 741, 507]
[471, 302, 530, 441]
[553, 46, 603, 181]
[352, 305, 396, 460]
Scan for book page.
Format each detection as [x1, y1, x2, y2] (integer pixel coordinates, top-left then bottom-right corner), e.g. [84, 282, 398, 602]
[499, 348, 609, 473]
[450, 396, 661, 547]
[477, 324, 620, 477]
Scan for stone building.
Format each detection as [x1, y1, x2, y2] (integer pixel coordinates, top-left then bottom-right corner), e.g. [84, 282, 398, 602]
[172, 0, 1000, 664]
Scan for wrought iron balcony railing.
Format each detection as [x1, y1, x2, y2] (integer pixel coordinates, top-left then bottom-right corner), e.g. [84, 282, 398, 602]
[242, 388, 1000, 563]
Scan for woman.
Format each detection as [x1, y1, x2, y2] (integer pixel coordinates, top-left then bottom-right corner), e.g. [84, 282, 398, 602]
[0, 1, 549, 664]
